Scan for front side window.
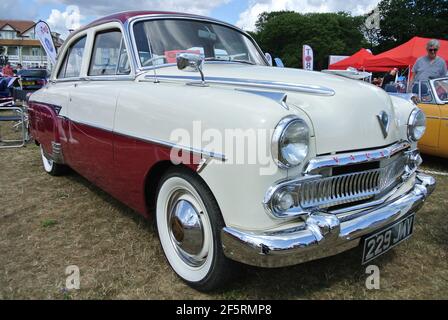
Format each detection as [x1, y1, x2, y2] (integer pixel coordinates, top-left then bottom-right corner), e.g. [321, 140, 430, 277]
[89, 30, 130, 76]
[58, 36, 87, 79]
[133, 19, 266, 68]
[433, 79, 448, 102]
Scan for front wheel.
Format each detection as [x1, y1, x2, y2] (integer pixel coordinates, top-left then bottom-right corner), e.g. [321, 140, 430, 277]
[155, 167, 236, 291]
[40, 145, 67, 176]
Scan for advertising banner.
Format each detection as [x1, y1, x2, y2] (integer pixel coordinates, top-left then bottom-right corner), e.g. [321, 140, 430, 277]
[35, 21, 57, 65]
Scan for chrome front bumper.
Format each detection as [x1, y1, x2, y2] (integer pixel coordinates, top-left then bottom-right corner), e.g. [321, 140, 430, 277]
[221, 173, 436, 268]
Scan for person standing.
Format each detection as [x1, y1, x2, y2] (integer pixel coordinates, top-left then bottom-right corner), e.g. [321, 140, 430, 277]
[1, 62, 15, 77]
[412, 39, 447, 83]
[381, 68, 398, 89]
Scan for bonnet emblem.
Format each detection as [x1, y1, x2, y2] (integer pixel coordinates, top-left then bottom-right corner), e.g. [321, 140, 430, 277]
[377, 111, 390, 138]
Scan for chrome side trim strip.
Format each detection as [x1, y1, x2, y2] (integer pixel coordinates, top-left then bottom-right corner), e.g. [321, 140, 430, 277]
[134, 134, 227, 162]
[143, 74, 335, 96]
[305, 141, 411, 174]
[426, 116, 448, 120]
[68, 118, 226, 162]
[236, 89, 288, 109]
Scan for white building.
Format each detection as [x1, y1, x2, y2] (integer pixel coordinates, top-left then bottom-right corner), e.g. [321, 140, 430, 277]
[0, 20, 63, 69]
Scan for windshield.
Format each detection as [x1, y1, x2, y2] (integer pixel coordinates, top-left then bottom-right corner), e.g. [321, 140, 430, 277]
[434, 79, 448, 102]
[133, 19, 267, 67]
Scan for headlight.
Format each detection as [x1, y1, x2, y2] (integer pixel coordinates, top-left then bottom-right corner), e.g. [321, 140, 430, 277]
[272, 116, 310, 168]
[408, 108, 426, 141]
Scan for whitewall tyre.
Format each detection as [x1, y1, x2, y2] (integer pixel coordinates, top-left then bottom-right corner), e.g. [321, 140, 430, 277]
[40, 145, 67, 176]
[156, 167, 236, 291]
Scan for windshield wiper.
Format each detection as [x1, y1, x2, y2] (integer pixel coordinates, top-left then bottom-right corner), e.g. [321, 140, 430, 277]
[204, 57, 256, 65]
[229, 59, 256, 65]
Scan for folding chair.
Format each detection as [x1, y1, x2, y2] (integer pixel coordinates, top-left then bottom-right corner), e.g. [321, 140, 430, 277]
[0, 106, 26, 148]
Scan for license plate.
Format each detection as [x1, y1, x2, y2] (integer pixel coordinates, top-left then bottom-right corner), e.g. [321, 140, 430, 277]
[22, 81, 35, 86]
[362, 214, 415, 264]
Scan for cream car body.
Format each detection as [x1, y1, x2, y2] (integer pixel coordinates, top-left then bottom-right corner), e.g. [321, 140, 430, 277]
[29, 11, 435, 290]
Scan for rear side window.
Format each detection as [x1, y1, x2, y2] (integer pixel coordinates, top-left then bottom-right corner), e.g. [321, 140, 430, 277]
[58, 36, 87, 79]
[89, 30, 130, 76]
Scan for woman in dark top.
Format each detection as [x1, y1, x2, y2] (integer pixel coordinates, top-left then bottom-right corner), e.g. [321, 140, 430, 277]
[381, 68, 398, 89]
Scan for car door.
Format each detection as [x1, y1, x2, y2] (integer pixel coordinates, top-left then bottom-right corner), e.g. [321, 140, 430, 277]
[440, 103, 448, 157]
[433, 79, 448, 157]
[29, 36, 87, 163]
[414, 81, 441, 150]
[67, 28, 130, 191]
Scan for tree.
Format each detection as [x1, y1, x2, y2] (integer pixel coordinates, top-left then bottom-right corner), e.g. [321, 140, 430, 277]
[250, 11, 367, 70]
[376, 0, 448, 52]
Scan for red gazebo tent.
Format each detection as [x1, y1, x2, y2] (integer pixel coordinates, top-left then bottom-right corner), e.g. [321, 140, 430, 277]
[329, 48, 389, 72]
[364, 36, 448, 70]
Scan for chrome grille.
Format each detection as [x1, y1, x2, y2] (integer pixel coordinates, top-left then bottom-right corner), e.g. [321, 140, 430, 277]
[298, 155, 407, 209]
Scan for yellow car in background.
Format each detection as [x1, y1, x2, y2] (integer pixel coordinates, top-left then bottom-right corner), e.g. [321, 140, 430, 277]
[412, 78, 448, 158]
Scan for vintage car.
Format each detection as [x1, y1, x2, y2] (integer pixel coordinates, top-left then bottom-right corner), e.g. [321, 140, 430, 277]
[28, 11, 435, 291]
[411, 78, 448, 158]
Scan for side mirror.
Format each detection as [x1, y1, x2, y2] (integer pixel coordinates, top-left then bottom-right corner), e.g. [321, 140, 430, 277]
[176, 53, 204, 72]
[274, 58, 284, 68]
[176, 53, 206, 86]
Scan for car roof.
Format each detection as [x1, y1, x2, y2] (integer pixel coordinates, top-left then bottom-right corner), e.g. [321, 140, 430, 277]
[66, 10, 220, 42]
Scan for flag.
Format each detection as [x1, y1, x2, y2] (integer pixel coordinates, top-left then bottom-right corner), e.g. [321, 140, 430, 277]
[303, 45, 314, 71]
[35, 21, 57, 65]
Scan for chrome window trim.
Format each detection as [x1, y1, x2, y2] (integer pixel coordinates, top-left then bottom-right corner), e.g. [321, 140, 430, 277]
[304, 141, 411, 174]
[55, 33, 89, 80]
[142, 74, 335, 96]
[51, 75, 136, 83]
[53, 22, 138, 82]
[127, 14, 269, 72]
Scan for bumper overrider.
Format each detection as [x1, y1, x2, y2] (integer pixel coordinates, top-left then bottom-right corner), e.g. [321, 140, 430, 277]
[221, 172, 435, 268]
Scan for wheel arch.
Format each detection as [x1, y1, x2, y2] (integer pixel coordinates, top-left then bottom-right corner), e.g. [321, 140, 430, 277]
[144, 160, 201, 218]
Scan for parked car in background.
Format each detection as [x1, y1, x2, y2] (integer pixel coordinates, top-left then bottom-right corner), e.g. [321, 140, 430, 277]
[13, 69, 50, 101]
[28, 11, 435, 291]
[412, 78, 448, 158]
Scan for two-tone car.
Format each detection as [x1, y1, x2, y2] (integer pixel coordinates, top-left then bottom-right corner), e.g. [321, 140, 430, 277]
[28, 11, 435, 291]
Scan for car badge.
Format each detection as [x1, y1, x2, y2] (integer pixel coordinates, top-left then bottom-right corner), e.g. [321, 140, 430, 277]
[377, 111, 390, 138]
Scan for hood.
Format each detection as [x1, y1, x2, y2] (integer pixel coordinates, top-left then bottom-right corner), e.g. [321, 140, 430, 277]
[146, 63, 401, 155]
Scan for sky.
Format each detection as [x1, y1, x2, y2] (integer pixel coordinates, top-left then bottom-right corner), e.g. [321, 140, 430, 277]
[0, 0, 381, 37]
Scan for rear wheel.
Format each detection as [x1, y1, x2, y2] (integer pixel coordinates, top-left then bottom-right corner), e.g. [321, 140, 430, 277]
[155, 167, 236, 291]
[40, 145, 67, 176]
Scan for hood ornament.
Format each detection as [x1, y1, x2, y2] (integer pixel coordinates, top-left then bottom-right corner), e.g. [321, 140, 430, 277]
[377, 111, 390, 138]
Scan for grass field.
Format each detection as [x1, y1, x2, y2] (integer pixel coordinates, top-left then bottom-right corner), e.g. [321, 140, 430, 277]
[0, 140, 447, 299]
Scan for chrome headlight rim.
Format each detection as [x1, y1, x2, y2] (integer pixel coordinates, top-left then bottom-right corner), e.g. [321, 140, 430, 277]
[407, 108, 426, 142]
[272, 115, 310, 169]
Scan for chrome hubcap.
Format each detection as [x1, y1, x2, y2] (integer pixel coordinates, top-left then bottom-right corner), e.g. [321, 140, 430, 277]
[168, 194, 206, 267]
